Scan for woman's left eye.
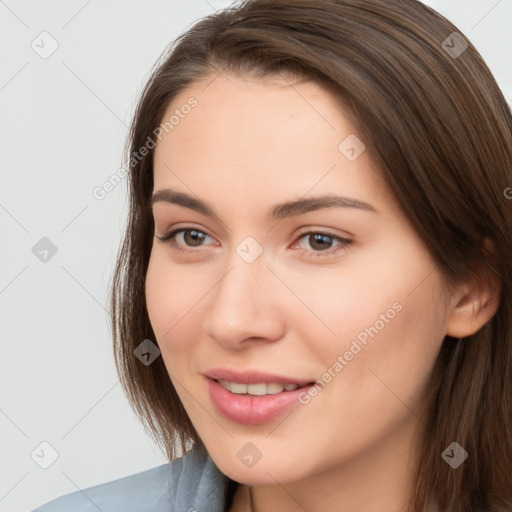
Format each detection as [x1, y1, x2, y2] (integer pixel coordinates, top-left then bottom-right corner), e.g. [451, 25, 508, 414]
[156, 227, 352, 257]
[293, 231, 352, 256]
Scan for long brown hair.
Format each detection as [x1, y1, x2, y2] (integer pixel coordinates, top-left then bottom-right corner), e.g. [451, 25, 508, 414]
[109, 1, 512, 510]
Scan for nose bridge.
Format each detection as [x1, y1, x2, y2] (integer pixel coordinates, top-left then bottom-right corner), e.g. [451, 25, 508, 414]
[216, 232, 270, 301]
[212, 246, 269, 317]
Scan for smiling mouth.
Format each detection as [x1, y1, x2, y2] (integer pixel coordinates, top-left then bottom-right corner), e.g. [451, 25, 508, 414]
[207, 377, 316, 425]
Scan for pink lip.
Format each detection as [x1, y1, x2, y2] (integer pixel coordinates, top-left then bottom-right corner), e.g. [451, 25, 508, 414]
[204, 367, 313, 386]
[206, 377, 314, 425]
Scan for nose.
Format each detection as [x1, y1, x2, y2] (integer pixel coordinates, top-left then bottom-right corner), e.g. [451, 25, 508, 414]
[202, 257, 287, 350]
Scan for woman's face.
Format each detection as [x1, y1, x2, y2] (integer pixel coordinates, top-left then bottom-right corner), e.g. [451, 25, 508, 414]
[146, 72, 452, 486]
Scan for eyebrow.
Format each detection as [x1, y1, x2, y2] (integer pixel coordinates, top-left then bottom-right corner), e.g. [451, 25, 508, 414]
[148, 188, 377, 220]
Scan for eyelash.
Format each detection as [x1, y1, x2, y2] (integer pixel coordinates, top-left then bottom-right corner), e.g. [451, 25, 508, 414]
[156, 226, 352, 258]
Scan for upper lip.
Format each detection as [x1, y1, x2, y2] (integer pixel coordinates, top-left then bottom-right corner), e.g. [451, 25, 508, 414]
[204, 368, 314, 386]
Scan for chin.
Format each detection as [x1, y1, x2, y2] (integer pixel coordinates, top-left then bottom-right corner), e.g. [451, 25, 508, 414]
[209, 448, 308, 486]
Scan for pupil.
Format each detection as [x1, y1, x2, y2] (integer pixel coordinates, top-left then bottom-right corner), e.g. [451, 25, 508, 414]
[186, 230, 204, 246]
[311, 234, 331, 250]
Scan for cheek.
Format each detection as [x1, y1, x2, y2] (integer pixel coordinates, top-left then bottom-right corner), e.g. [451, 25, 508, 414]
[145, 249, 200, 340]
[279, 256, 411, 356]
[292, 244, 446, 398]
[145, 250, 214, 385]
[145, 255, 174, 339]
[330, 281, 445, 422]
[145, 261, 190, 394]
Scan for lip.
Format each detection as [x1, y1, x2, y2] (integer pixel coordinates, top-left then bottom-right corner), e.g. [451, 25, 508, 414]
[206, 377, 315, 425]
[204, 368, 314, 386]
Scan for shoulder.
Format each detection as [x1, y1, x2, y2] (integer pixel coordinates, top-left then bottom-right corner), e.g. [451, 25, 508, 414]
[30, 462, 173, 512]
[30, 446, 234, 512]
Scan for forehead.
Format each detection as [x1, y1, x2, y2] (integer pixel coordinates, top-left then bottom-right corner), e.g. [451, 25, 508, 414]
[157, 72, 352, 152]
[152, 72, 394, 215]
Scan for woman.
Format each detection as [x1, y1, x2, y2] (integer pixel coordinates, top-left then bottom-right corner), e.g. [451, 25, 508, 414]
[32, 0, 512, 511]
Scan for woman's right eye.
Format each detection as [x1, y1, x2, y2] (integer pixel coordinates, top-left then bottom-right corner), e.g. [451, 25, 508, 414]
[156, 228, 217, 252]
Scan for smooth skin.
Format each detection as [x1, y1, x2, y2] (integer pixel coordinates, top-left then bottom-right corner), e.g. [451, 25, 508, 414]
[145, 72, 501, 512]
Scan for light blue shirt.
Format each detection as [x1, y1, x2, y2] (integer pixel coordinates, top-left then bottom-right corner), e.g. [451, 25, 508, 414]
[30, 445, 238, 512]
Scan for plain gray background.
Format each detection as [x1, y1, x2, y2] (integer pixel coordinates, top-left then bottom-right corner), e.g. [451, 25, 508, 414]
[1, 1, 511, 511]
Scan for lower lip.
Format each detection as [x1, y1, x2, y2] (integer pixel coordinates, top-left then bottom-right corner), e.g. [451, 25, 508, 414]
[206, 378, 312, 425]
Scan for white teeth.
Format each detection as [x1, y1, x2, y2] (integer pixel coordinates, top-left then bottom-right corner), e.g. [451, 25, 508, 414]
[230, 382, 247, 394]
[217, 380, 302, 395]
[267, 382, 285, 394]
[218, 379, 231, 391]
[247, 383, 267, 396]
